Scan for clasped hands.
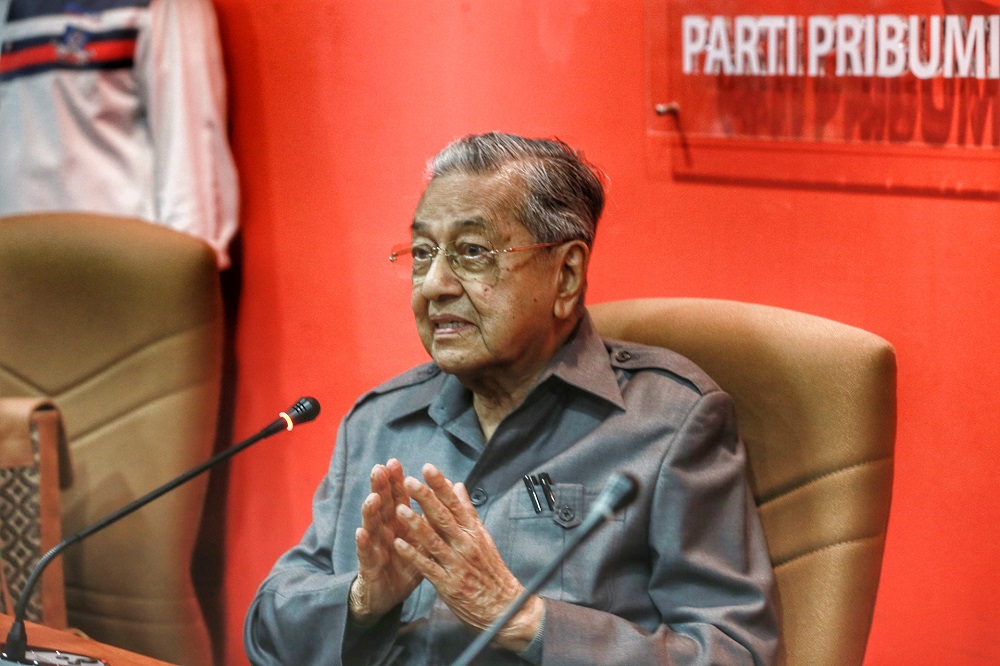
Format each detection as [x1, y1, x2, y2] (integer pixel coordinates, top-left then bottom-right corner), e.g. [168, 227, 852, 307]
[348, 458, 543, 653]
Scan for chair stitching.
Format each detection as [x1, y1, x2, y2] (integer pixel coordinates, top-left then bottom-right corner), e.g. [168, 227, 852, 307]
[0, 364, 45, 394]
[773, 532, 885, 569]
[3, 332, 213, 443]
[65, 584, 198, 603]
[58, 604, 204, 627]
[757, 455, 893, 507]
[64, 377, 211, 444]
[14, 319, 218, 397]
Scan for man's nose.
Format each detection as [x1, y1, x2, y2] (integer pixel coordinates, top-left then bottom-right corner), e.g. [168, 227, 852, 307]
[419, 251, 464, 299]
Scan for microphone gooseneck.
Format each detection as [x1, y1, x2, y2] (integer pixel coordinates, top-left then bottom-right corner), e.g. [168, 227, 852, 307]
[450, 472, 639, 666]
[1, 397, 320, 665]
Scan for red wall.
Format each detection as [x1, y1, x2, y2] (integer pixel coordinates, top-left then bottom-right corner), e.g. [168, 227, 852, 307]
[212, 1, 1000, 663]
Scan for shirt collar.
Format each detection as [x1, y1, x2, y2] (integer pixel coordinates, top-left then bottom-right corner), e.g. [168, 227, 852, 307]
[538, 311, 627, 411]
[387, 310, 626, 428]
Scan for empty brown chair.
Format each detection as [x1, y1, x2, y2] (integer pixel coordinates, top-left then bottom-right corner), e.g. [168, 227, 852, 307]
[590, 298, 895, 666]
[0, 213, 223, 664]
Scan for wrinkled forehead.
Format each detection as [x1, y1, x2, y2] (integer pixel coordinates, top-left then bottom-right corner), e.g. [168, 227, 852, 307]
[412, 172, 527, 242]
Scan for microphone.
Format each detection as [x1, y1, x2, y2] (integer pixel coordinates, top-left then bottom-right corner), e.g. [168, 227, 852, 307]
[0, 397, 321, 666]
[450, 472, 639, 666]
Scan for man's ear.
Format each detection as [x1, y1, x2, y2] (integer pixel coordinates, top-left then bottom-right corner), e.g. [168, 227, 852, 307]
[553, 241, 589, 320]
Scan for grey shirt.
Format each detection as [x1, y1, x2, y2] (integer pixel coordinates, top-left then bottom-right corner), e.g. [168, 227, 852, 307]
[244, 314, 778, 665]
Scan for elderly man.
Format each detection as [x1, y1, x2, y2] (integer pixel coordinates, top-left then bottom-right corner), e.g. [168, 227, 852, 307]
[244, 133, 778, 664]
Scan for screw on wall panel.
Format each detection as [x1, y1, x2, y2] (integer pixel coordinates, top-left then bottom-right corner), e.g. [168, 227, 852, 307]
[654, 102, 680, 116]
[654, 101, 690, 167]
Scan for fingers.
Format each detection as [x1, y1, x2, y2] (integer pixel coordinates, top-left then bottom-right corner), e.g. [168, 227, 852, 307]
[385, 458, 411, 508]
[353, 461, 427, 621]
[393, 505, 449, 579]
[359, 491, 384, 541]
[357, 494, 393, 574]
[370, 461, 407, 520]
[367, 466, 394, 534]
[409, 464, 480, 532]
[365, 460, 412, 537]
[354, 526, 383, 574]
[383, 465, 531, 638]
[364, 461, 483, 571]
[395, 465, 495, 574]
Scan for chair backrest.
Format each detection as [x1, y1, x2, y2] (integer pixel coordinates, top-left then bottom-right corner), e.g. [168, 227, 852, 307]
[0, 213, 223, 664]
[589, 298, 895, 666]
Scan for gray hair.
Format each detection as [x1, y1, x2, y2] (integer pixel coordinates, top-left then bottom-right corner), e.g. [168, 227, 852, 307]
[426, 133, 605, 247]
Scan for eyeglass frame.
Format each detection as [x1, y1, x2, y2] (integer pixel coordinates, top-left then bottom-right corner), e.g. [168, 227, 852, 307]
[389, 238, 566, 283]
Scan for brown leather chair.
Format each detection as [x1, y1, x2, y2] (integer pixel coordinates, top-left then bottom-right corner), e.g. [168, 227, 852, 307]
[590, 298, 895, 666]
[0, 213, 223, 665]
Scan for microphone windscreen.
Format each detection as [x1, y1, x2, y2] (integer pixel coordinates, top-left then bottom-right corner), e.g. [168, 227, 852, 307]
[286, 397, 321, 425]
[593, 472, 639, 516]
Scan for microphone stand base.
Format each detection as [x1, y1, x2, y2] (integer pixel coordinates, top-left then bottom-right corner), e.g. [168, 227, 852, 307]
[0, 645, 107, 665]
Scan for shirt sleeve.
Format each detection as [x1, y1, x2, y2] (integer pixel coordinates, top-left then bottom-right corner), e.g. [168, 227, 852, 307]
[243, 417, 400, 666]
[138, 0, 240, 269]
[537, 390, 779, 665]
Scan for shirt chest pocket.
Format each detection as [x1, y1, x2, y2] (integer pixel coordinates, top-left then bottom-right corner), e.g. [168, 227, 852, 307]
[501, 482, 626, 610]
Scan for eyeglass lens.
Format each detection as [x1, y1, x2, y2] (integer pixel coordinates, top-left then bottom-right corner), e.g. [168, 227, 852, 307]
[393, 240, 499, 283]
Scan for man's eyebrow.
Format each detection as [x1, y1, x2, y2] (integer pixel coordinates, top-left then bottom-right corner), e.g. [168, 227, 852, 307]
[410, 218, 489, 233]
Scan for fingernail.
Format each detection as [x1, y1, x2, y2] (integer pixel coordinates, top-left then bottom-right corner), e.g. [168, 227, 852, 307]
[397, 504, 414, 518]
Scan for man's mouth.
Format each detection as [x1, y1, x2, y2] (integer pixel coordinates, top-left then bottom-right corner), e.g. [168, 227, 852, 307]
[431, 316, 473, 335]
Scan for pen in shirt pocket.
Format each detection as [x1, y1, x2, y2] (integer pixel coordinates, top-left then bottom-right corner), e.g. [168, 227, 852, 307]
[538, 472, 557, 511]
[523, 474, 543, 513]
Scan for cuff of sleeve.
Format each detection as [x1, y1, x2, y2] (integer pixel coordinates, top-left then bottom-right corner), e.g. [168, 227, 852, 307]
[343, 603, 403, 665]
[516, 603, 546, 665]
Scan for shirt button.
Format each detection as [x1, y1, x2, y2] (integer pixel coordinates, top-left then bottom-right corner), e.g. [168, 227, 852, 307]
[469, 487, 488, 506]
[558, 505, 575, 522]
[614, 350, 633, 362]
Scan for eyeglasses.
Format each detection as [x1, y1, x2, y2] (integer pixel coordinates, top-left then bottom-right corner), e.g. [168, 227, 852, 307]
[389, 239, 564, 283]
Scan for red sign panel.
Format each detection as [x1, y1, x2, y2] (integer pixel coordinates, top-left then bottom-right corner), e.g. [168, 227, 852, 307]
[646, 0, 1000, 195]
